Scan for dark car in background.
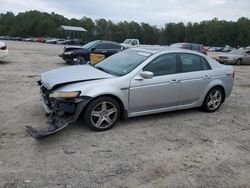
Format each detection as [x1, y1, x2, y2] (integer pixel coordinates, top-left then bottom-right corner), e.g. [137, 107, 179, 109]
[59, 40, 125, 64]
[170, 43, 207, 55]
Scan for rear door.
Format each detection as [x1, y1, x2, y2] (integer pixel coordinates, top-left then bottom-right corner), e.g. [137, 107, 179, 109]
[177, 53, 212, 106]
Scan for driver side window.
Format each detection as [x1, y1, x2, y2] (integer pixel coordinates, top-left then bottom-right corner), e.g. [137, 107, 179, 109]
[143, 54, 177, 76]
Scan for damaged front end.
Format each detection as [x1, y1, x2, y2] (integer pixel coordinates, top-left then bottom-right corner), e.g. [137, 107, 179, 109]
[26, 81, 91, 138]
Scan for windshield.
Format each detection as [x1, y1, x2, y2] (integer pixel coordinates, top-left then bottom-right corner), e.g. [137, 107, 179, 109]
[122, 39, 132, 44]
[83, 40, 100, 49]
[95, 50, 152, 76]
[229, 50, 245, 55]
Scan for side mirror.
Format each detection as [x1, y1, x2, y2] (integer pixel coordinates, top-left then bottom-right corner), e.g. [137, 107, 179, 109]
[140, 71, 154, 79]
[91, 48, 96, 51]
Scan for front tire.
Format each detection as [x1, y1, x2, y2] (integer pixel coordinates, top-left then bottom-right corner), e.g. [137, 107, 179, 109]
[83, 97, 121, 131]
[202, 87, 224, 112]
[236, 58, 242, 65]
[73, 55, 85, 65]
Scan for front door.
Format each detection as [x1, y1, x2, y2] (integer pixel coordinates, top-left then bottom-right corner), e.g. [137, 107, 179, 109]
[129, 53, 180, 115]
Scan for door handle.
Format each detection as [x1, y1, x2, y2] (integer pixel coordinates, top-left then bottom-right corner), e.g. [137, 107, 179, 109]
[170, 79, 179, 84]
[203, 75, 210, 79]
[101, 51, 107, 53]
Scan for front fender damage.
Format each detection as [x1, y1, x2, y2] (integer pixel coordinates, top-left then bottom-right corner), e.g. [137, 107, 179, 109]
[26, 99, 90, 138]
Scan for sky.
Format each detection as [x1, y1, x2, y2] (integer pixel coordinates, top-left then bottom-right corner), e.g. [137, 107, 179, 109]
[1, 0, 250, 26]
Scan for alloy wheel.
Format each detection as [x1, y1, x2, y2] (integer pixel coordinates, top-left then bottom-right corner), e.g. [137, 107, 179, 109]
[207, 90, 222, 111]
[90, 101, 117, 129]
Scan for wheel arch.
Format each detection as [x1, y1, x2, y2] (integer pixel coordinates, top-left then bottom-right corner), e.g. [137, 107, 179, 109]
[206, 85, 226, 103]
[236, 58, 243, 65]
[84, 94, 128, 120]
[73, 52, 90, 61]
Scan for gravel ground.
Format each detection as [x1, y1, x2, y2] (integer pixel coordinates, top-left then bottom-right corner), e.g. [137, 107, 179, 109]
[0, 41, 249, 188]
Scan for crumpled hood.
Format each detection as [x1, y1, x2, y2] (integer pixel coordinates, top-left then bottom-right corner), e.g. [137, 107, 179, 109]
[41, 65, 113, 90]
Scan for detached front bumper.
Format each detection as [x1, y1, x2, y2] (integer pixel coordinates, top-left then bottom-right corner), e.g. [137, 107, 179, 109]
[26, 83, 92, 138]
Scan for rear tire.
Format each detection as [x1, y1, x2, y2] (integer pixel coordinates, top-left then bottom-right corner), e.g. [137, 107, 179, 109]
[83, 97, 121, 131]
[202, 87, 224, 112]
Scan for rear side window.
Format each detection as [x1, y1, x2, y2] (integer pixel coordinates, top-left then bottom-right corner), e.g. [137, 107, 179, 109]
[131, 40, 138, 45]
[143, 53, 177, 76]
[179, 53, 211, 73]
[192, 44, 200, 51]
[182, 44, 192, 50]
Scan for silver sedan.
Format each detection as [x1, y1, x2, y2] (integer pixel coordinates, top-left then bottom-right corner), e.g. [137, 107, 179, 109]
[218, 49, 250, 65]
[26, 47, 234, 138]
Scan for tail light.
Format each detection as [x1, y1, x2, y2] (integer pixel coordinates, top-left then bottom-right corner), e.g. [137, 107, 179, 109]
[0, 45, 7, 50]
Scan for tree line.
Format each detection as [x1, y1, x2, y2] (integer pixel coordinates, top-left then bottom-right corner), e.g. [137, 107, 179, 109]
[0, 10, 250, 46]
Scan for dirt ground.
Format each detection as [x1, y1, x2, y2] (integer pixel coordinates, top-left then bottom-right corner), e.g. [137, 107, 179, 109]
[0, 41, 249, 188]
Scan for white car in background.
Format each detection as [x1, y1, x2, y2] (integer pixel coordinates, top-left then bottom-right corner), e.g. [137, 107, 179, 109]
[0, 41, 8, 60]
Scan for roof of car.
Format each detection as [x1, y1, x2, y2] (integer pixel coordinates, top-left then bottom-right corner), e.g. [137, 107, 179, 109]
[171, 42, 203, 46]
[131, 46, 205, 56]
[95, 40, 121, 45]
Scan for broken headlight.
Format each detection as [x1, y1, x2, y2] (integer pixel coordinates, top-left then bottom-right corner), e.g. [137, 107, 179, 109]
[64, 51, 74, 55]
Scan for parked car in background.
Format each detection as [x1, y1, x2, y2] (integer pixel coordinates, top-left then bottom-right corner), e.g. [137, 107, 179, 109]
[221, 45, 232, 52]
[208, 47, 224, 52]
[0, 41, 8, 60]
[121, 39, 140, 48]
[64, 39, 83, 45]
[45, 38, 63, 44]
[33, 37, 46, 43]
[0, 36, 22, 41]
[218, 49, 250, 65]
[170, 43, 207, 55]
[24, 38, 34, 42]
[27, 47, 234, 138]
[56, 39, 67, 45]
[59, 40, 125, 64]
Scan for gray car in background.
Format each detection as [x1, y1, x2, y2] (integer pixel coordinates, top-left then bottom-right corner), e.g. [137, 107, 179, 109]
[26, 47, 234, 138]
[218, 49, 250, 65]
